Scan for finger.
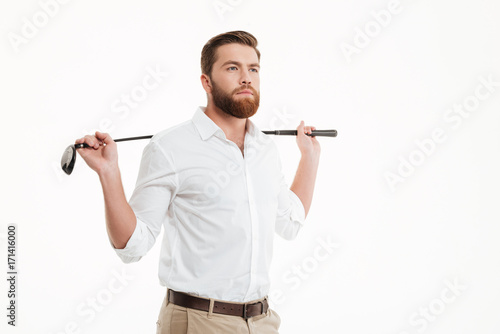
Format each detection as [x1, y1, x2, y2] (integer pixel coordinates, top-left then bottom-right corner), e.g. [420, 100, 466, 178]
[80, 135, 100, 149]
[297, 121, 308, 137]
[95, 131, 115, 146]
[75, 135, 94, 145]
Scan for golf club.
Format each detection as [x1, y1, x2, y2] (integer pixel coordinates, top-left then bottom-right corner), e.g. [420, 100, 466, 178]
[61, 129, 337, 175]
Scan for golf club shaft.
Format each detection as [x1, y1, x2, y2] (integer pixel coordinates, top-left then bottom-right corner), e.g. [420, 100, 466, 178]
[74, 135, 153, 149]
[74, 129, 337, 148]
[115, 135, 153, 142]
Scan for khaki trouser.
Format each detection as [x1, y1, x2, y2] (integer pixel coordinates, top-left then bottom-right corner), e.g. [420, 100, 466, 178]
[156, 291, 281, 334]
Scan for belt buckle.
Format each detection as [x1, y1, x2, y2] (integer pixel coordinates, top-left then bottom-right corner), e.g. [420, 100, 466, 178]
[243, 301, 263, 320]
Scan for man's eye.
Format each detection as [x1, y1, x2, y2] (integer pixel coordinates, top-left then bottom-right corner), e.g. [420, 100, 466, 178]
[228, 66, 237, 71]
[250, 68, 258, 73]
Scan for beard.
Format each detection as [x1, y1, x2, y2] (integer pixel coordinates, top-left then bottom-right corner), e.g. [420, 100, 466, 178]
[211, 80, 260, 119]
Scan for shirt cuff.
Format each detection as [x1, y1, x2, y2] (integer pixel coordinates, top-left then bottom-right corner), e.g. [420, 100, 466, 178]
[289, 189, 306, 224]
[110, 218, 145, 263]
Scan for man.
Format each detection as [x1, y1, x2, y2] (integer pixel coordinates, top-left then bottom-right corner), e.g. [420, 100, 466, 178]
[75, 31, 321, 333]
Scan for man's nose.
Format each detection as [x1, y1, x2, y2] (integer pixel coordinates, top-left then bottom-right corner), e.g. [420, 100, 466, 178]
[239, 70, 251, 85]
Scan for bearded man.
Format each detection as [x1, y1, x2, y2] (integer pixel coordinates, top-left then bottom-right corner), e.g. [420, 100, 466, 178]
[75, 30, 321, 334]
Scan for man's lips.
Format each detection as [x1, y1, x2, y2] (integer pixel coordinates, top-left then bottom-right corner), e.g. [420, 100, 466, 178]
[236, 89, 253, 95]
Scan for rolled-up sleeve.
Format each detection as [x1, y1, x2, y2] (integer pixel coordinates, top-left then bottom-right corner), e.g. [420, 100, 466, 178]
[113, 139, 177, 263]
[274, 156, 306, 240]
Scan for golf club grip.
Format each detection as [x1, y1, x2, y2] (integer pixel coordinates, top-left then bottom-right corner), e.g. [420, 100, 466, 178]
[263, 129, 337, 137]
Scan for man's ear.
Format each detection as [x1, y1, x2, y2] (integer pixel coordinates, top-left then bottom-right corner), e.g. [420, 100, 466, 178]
[200, 74, 212, 94]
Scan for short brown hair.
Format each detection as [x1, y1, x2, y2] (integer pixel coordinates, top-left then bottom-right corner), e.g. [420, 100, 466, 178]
[201, 30, 260, 77]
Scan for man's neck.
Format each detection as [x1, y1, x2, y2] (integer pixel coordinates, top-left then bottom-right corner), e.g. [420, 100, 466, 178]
[204, 105, 247, 145]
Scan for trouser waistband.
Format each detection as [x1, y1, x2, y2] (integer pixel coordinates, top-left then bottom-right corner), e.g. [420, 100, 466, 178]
[167, 289, 269, 319]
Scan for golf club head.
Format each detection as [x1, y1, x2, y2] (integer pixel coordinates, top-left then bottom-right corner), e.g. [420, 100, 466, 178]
[61, 144, 77, 175]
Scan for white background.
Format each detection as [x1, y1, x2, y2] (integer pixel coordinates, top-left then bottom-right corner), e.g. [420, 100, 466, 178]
[1, 0, 499, 333]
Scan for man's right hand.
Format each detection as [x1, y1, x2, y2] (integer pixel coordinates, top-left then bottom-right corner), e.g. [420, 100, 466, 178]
[75, 131, 136, 249]
[75, 131, 118, 175]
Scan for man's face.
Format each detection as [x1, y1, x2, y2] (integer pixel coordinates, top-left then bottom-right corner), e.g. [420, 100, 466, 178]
[208, 43, 260, 119]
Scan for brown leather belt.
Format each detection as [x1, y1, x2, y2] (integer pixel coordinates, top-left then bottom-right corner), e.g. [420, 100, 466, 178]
[167, 289, 269, 319]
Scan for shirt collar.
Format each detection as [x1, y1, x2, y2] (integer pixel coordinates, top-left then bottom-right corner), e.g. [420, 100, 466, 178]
[192, 107, 270, 145]
[192, 107, 223, 141]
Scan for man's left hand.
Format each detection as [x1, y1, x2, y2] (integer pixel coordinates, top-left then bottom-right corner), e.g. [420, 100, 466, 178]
[296, 121, 321, 159]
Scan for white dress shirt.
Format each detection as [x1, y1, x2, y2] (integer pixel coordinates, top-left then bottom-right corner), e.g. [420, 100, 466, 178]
[113, 107, 305, 302]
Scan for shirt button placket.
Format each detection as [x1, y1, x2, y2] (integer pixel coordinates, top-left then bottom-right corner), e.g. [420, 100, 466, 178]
[244, 157, 259, 299]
